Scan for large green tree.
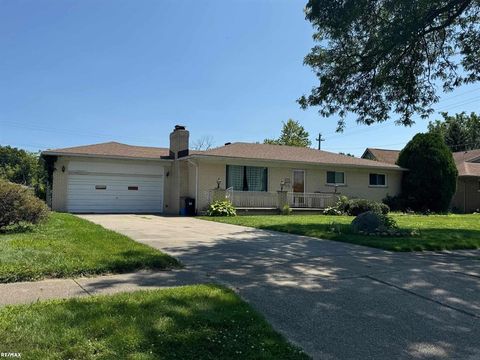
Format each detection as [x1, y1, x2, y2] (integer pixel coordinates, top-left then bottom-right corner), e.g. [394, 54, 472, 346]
[264, 119, 312, 147]
[299, 0, 480, 130]
[0, 145, 47, 199]
[397, 133, 458, 212]
[428, 112, 480, 151]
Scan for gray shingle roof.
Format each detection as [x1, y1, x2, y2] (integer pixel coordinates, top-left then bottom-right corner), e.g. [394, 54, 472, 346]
[197, 142, 403, 170]
[42, 142, 172, 159]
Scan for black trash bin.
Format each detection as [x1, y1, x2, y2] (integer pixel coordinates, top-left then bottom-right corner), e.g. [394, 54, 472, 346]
[185, 197, 196, 216]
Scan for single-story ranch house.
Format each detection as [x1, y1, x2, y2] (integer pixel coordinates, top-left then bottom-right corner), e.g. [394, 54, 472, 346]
[362, 147, 480, 213]
[41, 125, 405, 214]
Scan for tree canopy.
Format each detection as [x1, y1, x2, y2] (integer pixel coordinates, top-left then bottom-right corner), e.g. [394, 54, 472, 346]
[0, 145, 46, 199]
[299, 0, 480, 130]
[397, 132, 458, 212]
[264, 119, 312, 147]
[428, 112, 480, 151]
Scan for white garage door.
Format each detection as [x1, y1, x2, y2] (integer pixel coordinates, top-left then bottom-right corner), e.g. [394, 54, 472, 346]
[67, 173, 164, 213]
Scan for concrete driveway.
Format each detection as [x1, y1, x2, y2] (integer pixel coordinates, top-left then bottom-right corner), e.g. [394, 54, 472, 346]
[80, 214, 480, 360]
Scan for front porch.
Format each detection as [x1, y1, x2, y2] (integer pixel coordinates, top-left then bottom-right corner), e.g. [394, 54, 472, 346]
[205, 189, 338, 214]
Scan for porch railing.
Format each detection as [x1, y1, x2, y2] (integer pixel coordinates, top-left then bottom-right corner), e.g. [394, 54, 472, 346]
[288, 192, 337, 209]
[229, 190, 278, 208]
[205, 189, 337, 209]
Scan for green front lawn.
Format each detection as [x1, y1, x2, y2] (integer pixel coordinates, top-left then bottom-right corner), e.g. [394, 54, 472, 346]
[202, 214, 480, 251]
[0, 285, 307, 360]
[0, 213, 179, 283]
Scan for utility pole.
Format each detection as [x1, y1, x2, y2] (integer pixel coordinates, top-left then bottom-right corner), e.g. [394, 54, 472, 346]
[316, 133, 325, 150]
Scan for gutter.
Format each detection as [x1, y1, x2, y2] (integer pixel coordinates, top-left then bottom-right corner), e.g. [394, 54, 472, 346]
[185, 154, 407, 172]
[40, 151, 173, 163]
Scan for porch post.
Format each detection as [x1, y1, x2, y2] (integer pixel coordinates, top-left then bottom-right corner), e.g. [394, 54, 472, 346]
[277, 190, 288, 209]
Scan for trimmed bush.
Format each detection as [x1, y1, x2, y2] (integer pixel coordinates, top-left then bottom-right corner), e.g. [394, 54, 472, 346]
[397, 133, 458, 212]
[322, 196, 389, 216]
[206, 200, 236, 217]
[345, 198, 389, 216]
[0, 180, 49, 230]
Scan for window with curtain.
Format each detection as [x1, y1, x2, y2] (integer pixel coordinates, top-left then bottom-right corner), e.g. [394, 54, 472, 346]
[226, 165, 244, 190]
[326, 171, 345, 185]
[226, 165, 268, 191]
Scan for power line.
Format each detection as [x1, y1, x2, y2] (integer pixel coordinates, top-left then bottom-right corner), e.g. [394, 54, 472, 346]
[0, 141, 52, 151]
[326, 139, 480, 153]
[0, 120, 162, 145]
[318, 87, 480, 141]
[435, 86, 480, 103]
[325, 142, 406, 151]
[435, 96, 480, 112]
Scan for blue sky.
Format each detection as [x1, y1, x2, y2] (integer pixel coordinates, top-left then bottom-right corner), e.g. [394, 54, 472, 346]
[1, 0, 479, 156]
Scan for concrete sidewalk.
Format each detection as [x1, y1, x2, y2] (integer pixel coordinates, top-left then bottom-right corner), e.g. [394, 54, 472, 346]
[0, 269, 202, 306]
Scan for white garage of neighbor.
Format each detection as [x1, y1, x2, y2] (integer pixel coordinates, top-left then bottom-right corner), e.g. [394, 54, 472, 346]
[66, 160, 164, 213]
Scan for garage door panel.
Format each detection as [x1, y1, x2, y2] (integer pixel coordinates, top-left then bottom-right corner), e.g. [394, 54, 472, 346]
[68, 187, 162, 193]
[67, 197, 163, 203]
[67, 172, 164, 213]
[68, 192, 163, 198]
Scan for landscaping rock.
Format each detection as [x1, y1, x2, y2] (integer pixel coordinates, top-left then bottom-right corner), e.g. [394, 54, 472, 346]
[351, 211, 384, 233]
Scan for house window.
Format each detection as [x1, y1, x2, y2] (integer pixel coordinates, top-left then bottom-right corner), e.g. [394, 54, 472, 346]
[128, 186, 139, 191]
[226, 165, 268, 191]
[95, 185, 107, 190]
[369, 173, 386, 186]
[326, 171, 345, 185]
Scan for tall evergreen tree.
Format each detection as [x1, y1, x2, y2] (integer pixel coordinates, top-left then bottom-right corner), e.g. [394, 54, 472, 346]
[428, 112, 480, 151]
[397, 133, 458, 212]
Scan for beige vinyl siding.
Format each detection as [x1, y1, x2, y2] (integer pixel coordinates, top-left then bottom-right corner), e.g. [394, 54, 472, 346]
[50, 156, 171, 213]
[51, 155, 403, 213]
[196, 161, 226, 210]
[51, 157, 69, 212]
[195, 158, 403, 209]
[269, 167, 401, 201]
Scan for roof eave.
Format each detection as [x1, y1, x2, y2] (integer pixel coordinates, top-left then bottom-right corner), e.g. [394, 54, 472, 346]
[188, 154, 407, 171]
[41, 151, 173, 162]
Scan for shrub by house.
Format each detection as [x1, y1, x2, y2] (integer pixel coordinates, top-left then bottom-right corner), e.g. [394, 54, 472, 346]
[397, 133, 458, 212]
[0, 180, 49, 230]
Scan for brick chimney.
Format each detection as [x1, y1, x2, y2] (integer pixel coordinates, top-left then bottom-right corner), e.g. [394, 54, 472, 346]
[169, 125, 189, 159]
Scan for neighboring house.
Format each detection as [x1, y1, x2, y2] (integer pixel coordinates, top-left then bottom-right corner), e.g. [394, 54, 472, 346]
[451, 150, 480, 213]
[41, 126, 404, 214]
[361, 148, 402, 164]
[362, 148, 480, 213]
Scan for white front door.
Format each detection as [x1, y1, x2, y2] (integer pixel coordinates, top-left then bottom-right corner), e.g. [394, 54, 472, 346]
[292, 170, 305, 193]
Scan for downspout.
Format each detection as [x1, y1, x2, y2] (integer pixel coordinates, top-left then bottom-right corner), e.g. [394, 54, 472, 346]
[188, 159, 199, 213]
